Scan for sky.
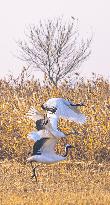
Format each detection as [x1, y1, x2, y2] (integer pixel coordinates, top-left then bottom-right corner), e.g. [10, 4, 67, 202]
[0, 0, 110, 81]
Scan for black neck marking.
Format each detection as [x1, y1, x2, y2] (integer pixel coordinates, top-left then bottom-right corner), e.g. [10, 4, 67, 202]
[63, 146, 72, 157]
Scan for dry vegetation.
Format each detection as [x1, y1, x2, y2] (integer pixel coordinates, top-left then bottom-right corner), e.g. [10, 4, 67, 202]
[0, 160, 110, 205]
[0, 70, 110, 204]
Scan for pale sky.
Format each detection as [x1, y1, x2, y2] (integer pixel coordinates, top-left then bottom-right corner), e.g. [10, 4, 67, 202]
[0, 0, 110, 81]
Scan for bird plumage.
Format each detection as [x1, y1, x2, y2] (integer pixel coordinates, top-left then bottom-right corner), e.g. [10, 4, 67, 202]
[26, 106, 44, 122]
[27, 135, 72, 164]
[27, 106, 66, 138]
[26, 100, 78, 181]
[27, 114, 73, 164]
[32, 137, 49, 155]
[42, 98, 86, 124]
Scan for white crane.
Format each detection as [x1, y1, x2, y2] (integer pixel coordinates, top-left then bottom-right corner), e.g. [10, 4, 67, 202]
[26, 105, 80, 181]
[41, 98, 86, 124]
[27, 132, 73, 181]
[27, 106, 68, 138]
[27, 106, 80, 142]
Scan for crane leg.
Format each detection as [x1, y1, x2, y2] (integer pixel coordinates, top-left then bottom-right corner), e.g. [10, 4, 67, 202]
[30, 162, 37, 182]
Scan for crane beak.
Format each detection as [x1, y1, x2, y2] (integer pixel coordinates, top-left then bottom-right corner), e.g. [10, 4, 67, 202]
[72, 103, 85, 107]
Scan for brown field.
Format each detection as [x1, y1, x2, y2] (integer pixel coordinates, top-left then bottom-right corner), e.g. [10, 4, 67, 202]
[0, 160, 110, 205]
[0, 71, 110, 204]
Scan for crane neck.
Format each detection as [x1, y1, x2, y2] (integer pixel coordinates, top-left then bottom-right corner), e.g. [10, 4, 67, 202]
[63, 146, 70, 157]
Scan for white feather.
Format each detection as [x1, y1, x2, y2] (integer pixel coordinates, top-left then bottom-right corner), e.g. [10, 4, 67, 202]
[43, 98, 86, 124]
[47, 113, 66, 138]
[26, 106, 43, 122]
[27, 106, 66, 138]
[27, 129, 55, 142]
[27, 131, 42, 141]
[27, 132, 65, 163]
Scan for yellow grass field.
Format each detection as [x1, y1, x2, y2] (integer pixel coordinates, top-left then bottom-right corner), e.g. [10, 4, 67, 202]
[0, 160, 110, 205]
[0, 72, 110, 204]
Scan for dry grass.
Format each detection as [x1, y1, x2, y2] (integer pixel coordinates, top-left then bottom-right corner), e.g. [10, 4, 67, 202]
[0, 70, 110, 204]
[0, 74, 109, 162]
[0, 160, 110, 205]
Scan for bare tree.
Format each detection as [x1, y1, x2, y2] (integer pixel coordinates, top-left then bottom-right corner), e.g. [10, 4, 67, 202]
[18, 17, 92, 86]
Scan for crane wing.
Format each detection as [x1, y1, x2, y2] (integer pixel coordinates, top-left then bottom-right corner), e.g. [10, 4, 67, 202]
[27, 129, 56, 142]
[41, 137, 58, 155]
[26, 106, 44, 122]
[42, 98, 86, 124]
[27, 130, 43, 141]
[32, 138, 49, 155]
[32, 137, 58, 155]
[61, 99, 86, 123]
